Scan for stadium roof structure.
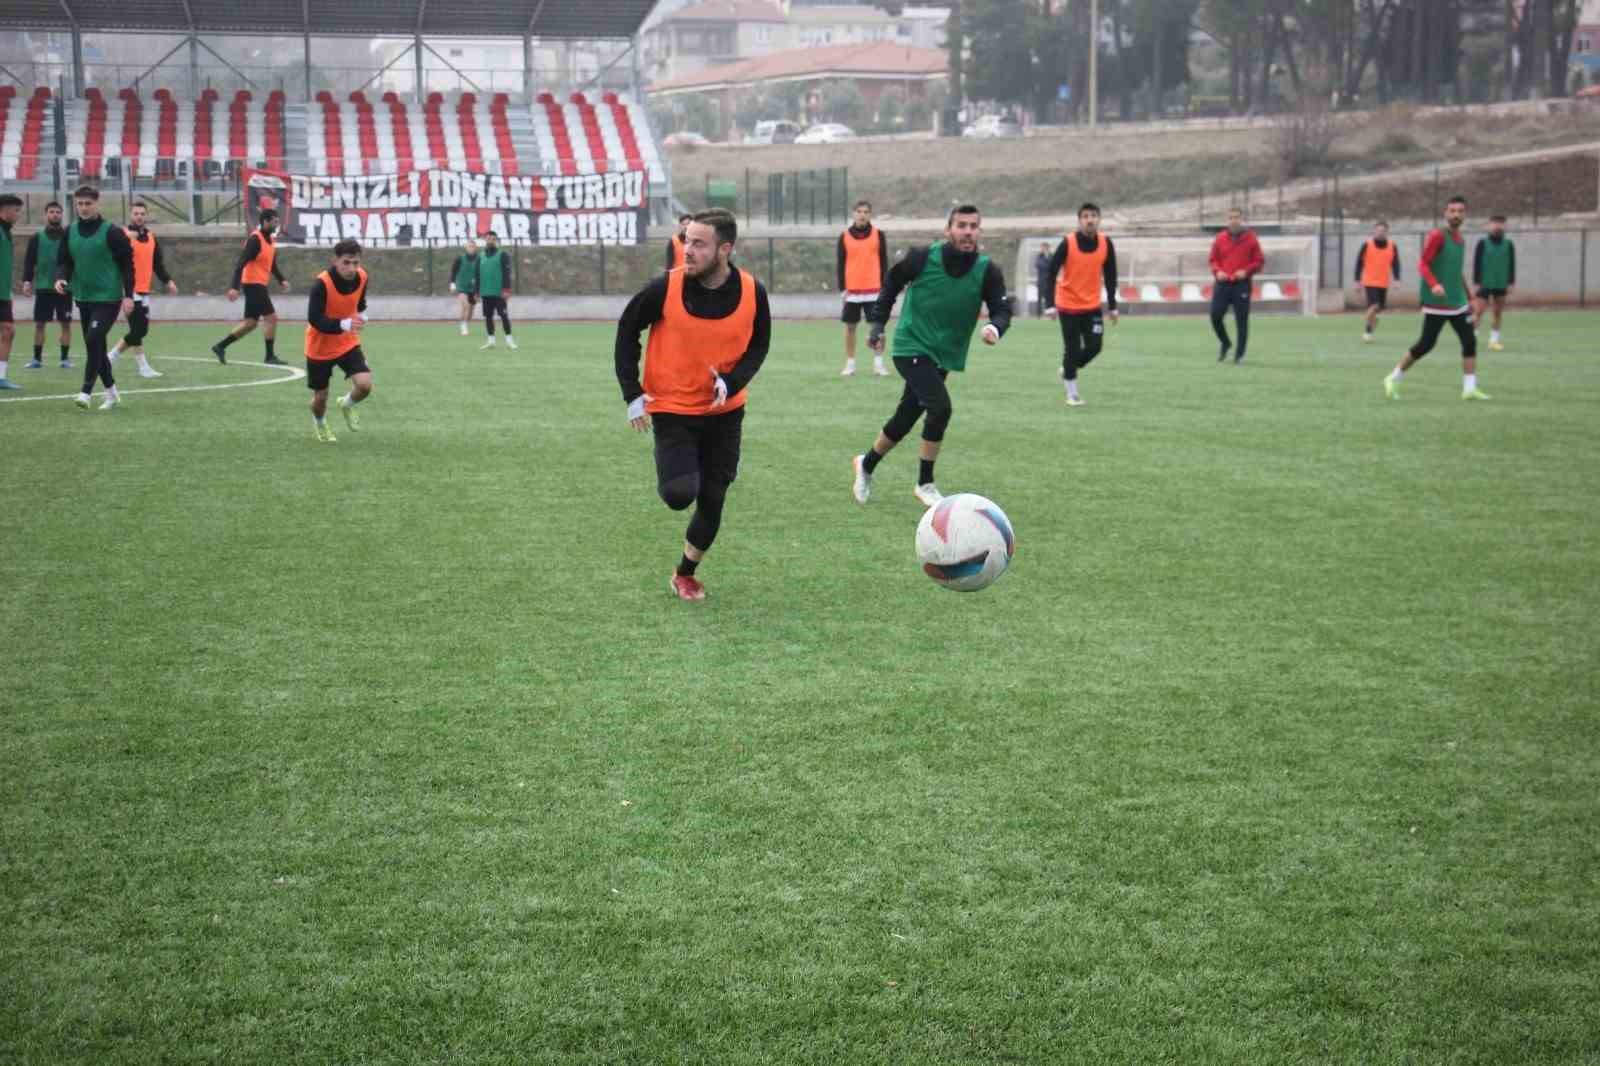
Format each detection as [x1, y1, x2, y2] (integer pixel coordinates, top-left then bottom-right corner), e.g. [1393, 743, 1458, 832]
[0, 0, 659, 38]
[650, 42, 946, 95]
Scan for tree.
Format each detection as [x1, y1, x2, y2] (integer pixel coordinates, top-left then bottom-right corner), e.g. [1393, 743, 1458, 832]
[820, 80, 867, 125]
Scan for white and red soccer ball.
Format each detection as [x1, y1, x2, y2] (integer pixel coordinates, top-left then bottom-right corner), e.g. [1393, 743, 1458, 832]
[916, 493, 1015, 592]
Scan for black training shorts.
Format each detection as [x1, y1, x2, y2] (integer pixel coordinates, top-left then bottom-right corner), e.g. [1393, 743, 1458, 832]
[652, 408, 744, 490]
[305, 347, 371, 391]
[0, 300, 11, 324]
[1365, 285, 1388, 309]
[241, 283, 275, 320]
[33, 290, 73, 323]
[840, 299, 877, 325]
[1476, 287, 1507, 300]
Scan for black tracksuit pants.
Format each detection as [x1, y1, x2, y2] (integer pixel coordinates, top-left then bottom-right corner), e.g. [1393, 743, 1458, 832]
[77, 301, 119, 394]
[1210, 280, 1251, 357]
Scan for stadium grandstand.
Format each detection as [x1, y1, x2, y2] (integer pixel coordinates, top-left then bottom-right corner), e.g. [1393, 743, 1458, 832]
[0, 1, 671, 219]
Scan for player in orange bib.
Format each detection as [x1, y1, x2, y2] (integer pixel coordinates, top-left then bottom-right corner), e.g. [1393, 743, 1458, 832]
[212, 209, 290, 366]
[616, 209, 772, 601]
[108, 201, 178, 378]
[837, 199, 890, 377]
[303, 238, 374, 443]
[1354, 219, 1400, 343]
[664, 212, 691, 273]
[1044, 202, 1119, 407]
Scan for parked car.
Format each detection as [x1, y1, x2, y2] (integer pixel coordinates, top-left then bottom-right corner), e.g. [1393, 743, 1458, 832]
[962, 115, 1023, 139]
[794, 123, 856, 144]
[662, 131, 711, 147]
[747, 120, 801, 145]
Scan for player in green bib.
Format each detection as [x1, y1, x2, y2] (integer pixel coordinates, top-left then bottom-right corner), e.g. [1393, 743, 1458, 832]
[851, 204, 1012, 506]
[1385, 195, 1488, 401]
[0, 193, 20, 389]
[22, 201, 75, 370]
[54, 185, 136, 410]
[475, 231, 517, 350]
[1472, 214, 1515, 351]
[449, 239, 479, 337]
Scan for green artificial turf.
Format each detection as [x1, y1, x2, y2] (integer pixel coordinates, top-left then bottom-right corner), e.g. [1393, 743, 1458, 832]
[4, 311, 1598, 1064]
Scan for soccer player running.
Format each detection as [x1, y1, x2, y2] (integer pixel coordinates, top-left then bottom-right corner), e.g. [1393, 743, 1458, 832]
[212, 209, 289, 366]
[664, 212, 692, 272]
[21, 201, 75, 371]
[850, 204, 1012, 507]
[1472, 215, 1515, 351]
[305, 239, 375, 443]
[108, 201, 178, 378]
[449, 239, 480, 336]
[476, 231, 517, 350]
[615, 208, 771, 602]
[1208, 206, 1263, 364]
[1044, 202, 1119, 407]
[837, 200, 890, 378]
[53, 185, 136, 410]
[0, 194, 19, 390]
[1384, 195, 1489, 402]
[1354, 219, 1400, 343]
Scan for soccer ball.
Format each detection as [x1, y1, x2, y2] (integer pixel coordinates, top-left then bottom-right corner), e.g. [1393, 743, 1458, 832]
[916, 493, 1016, 592]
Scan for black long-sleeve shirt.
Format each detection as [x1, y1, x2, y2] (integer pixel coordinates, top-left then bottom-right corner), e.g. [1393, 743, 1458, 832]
[869, 244, 1012, 339]
[836, 224, 890, 291]
[1472, 235, 1515, 286]
[1045, 232, 1119, 312]
[1353, 238, 1401, 283]
[230, 231, 287, 289]
[306, 270, 370, 333]
[127, 226, 174, 292]
[614, 268, 772, 405]
[449, 254, 478, 289]
[54, 217, 135, 299]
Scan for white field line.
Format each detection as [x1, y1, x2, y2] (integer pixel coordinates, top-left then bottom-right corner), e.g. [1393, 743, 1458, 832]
[0, 356, 306, 404]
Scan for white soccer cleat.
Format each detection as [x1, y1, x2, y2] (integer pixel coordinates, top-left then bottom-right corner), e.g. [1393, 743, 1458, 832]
[851, 454, 872, 504]
[99, 391, 120, 410]
[840, 362, 856, 377]
[479, 338, 497, 350]
[458, 322, 469, 336]
[74, 392, 91, 410]
[872, 363, 891, 377]
[138, 365, 162, 378]
[1065, 394, 1086, 407]
[504, 335, 519, 350]
[913, 482, 944, 508]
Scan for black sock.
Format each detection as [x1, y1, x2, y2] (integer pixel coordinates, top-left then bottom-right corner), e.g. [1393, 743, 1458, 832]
[861, 449, 884, 474]
[217, 334, 237, 351]
[265, 338, 276, 357]
[918, 459, 935, 485]
[59, 345, 69, 361]
[33, 344, 43, 360]
[676, 554, 700, 577]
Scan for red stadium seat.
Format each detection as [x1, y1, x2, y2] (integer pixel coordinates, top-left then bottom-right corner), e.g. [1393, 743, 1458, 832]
[456, 93, 483, 172]
[1282, 281, 1300, 298]
[489, 95, 517, 176]
[423, 93, 448, 173]
[569, 93, 609, 172]
[1160, 285, 1181, 302]
[1119, 285, 1140, 303]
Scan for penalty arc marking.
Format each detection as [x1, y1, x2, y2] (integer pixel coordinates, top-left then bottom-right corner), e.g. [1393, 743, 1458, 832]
[0, 356, 306, 404]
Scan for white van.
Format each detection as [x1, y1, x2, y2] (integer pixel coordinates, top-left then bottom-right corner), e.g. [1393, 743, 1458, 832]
[747, 120, 801, 145]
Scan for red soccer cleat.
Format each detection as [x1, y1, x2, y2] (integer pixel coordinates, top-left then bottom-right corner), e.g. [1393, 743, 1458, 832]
[669, 573, 707, 601]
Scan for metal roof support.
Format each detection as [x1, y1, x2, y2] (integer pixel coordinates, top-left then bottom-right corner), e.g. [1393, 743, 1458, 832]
[71, 25, 85, 97]
[130, 38, 192, 94]
[523, 33, 533, 107]
[193, 38, 262, 91]
[302, 0, 312, 100]
[420, 40, 483, 94]
[415, 36, 425, 101]
[0, 64, 26, 88]
[189, 36, 199, 100]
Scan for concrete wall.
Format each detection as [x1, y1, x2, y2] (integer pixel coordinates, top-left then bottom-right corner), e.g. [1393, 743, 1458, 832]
[132, 293, 852, 322]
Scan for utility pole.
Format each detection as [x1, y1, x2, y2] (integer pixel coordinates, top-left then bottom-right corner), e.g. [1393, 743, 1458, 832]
[1089, 0, 1099, 129]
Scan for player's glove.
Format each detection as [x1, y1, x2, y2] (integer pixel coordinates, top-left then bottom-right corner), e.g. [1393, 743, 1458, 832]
[980, 323, 1000, 345]
[627, 395, 648, 422]
[449, 283, 456, 293]
[867, 327, 885, 353]
[709, 368, 729, 408]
